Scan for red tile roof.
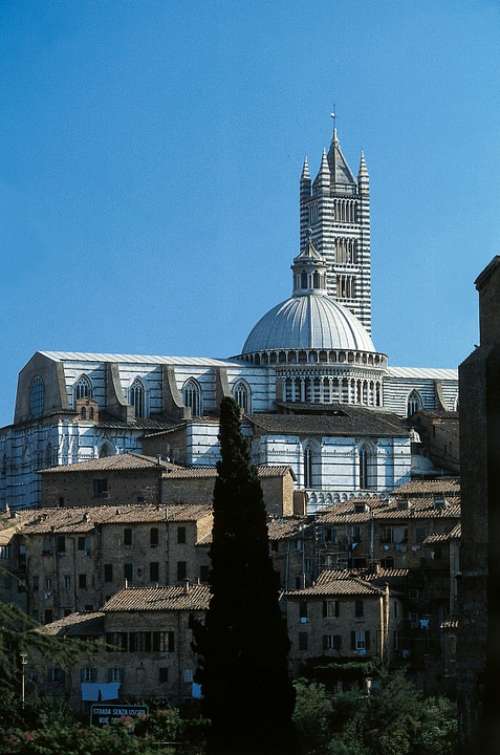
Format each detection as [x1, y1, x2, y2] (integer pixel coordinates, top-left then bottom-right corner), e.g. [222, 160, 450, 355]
[103, 584, 211, 612]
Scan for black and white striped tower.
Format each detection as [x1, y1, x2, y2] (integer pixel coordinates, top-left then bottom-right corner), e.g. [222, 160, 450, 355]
[299, 116, 373, 334]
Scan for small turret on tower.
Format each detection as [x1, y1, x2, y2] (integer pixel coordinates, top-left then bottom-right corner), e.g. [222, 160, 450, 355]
[291, 230, 328, 297]
[313, 149, 331, 195]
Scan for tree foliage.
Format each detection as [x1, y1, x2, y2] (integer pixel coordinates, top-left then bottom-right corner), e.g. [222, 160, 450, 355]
[193, 397, 295, 753]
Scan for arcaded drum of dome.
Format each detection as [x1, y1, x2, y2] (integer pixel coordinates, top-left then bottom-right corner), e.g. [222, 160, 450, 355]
[241, 294, 375, 354]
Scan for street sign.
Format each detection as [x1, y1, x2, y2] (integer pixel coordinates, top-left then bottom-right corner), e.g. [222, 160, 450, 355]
[90, 703, 149, 727]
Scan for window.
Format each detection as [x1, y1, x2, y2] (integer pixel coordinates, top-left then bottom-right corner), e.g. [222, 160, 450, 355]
[359, 444, 376, 490]
[303, 447, 313, 488]
[355, 600, 364, 618]
[33, 575, 39, 592]
[47, 667, 65, 683]
[299, 602, 308, 623]
[85, 604, 93, 611]
[107, 668, 124, 683]
[44, 609, 53, 624]
[150, 562, 159, 582]
[64, 575, 71, 590]
[80, 667, 97, 683]
[124, 528, 133, 546]
[30, 377, 45, 418]
[78, 574, 87, 590]
[177, 561, 187, 581]
[130, 379, 145, 418]
[177, 526, 186, 544]
[58, 497, 65, 507]
[415, 527, 427, 543]
[124, 563, 133, 582]
[233, 381, 251, 413]
[56, 535, 66, 553]
[45, 577, 52, 591]
[75, 375, 92, 401]
[298, 632, 308, 651]
[159, 667, 169, 683]
[323, 600, 340, 618]
[150, 527, 159, 547]
[93, 478, 108, 498]
[183, 379, 201, 417]
[407, 390, 422, 417]
[104, 564, 113, 583]
[200, 565, 209, 582]
[81, 406, 87, 419]
[323, 635, 336, 650]
[77, 536, 87, 551]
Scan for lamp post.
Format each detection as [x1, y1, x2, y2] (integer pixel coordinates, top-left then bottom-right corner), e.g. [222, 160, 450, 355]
[20, 652, 28, 710]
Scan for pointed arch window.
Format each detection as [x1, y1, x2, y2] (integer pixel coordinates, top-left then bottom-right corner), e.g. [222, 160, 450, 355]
[30, 376, 45, 418]
[183, 379, 201, 417]
[359, 444, 376, 491]
[233, 381, 251, 413]
[75, 375, 93, 401]
[407, 390, 422, 418]
[99, 442, 114, 458]
[130, 379, 145, 418]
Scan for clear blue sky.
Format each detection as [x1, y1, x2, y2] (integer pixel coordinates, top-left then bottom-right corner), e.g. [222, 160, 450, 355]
[1, 0, 500, 426]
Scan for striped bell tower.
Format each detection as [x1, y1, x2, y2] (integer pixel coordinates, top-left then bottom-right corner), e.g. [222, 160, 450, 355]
[299, 116, 372, 334]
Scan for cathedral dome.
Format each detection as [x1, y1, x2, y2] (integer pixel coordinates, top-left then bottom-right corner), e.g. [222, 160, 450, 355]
[241, 294, 375, 354]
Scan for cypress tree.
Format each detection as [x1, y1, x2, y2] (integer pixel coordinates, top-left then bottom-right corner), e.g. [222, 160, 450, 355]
[193, 397, 296, 754]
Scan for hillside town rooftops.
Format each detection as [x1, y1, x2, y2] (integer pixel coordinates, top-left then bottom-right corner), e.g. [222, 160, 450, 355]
[424, 523, 461, 545]
[103, 584, 211, 612]
[163, 464, 295, 480]
[315, 495, 461, 524]
[395, 478, 460, 496]
[3, 503, 212, 535]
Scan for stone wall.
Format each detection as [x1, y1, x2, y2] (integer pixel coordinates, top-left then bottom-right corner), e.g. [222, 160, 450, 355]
[41, 469, 162, 508]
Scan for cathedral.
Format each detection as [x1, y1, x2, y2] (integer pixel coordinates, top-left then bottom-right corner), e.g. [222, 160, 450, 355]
[0, 119, 458, 512]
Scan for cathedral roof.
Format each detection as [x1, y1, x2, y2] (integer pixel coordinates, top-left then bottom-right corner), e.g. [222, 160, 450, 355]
[241, 294, 375, 354]
[327, 129, 356, 187]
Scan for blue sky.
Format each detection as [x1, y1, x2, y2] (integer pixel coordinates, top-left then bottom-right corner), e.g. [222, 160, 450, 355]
[1, 0, 500, 426]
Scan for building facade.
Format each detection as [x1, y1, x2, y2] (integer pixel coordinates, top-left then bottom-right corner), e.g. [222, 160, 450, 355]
[0, 119, 459, 511]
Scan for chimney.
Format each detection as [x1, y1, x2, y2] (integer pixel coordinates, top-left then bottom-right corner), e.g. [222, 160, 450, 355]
[124, 578, 129, 589]
[184, 579, 190, 594]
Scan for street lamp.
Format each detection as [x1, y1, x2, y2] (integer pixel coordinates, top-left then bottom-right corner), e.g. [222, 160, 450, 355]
[20, 652, 28, 710]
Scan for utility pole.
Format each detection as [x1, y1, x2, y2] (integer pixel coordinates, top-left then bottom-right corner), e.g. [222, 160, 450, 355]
[20, 652, 28, 710]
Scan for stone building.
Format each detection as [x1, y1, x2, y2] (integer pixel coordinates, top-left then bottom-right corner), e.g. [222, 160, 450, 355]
[0, 118, 458, 512]
[1, 503, 212, 623]
[39, 452, 298, 517]
[457, 256, 500, 752]
[40, 583, 210, 709]
[285, 571, 402, 675]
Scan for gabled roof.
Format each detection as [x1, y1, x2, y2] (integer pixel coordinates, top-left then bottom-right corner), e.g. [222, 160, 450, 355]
[316, 568, 410, 583]
[39, 611, 105, 636]
[103, 584, 211, 612]
[247, 406, 408, 438]
[287, 574, 383, 599]
[395, 478, 460, 496]
[39, 452, 181, 474]
[315, 495, 461, 524]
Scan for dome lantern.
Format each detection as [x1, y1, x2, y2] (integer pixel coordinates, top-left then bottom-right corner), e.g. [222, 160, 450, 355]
[291, 230, 328, 297]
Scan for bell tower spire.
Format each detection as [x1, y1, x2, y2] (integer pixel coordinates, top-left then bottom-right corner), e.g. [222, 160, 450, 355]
[299, 114, 373, 334]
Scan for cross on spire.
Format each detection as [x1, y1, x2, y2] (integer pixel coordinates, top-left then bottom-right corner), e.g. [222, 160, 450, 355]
[330, 105, 337, 137]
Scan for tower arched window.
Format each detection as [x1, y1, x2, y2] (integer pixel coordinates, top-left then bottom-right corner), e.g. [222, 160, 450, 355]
[301, 271, 308, 289]
[407, 390, 422, 417]
[183, 379, 201, 417]
[359, 444, 376, 490]
[313, 271, 320, 288]
[130, 379, 146, 418]
[75, 375, 92, 401]
[233, 381, 251, 413]
[29, 376, 45, 418]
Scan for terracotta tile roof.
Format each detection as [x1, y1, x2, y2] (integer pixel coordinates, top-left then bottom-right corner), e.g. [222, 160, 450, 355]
[316, 568, 409, 584]
[287, 575, 384, 598]
[163, 464, 295, 480]
[16, 503, 212, 535]
[39, 452, 181, 474]
[0, 525, 21, 546]
[395, 478, 460, 496]
[103, 584, 211, 612]
[267, 517, 310, 541]
[424, 523, 461, 545]
[315, 496, 461, 524]
[39, 611, 105, 636]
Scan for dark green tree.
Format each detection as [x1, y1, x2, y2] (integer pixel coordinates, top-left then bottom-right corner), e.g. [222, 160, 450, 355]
[193, 397, 295, 754]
